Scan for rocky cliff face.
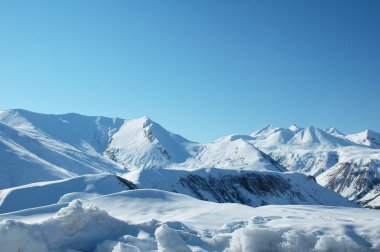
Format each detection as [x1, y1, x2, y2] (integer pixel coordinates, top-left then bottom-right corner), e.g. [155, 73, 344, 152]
[124, 168, 354, 208]
[318, 159, 380, 204]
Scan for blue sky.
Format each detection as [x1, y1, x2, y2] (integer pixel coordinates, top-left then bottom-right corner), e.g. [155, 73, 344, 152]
[0, 0, 379, 142]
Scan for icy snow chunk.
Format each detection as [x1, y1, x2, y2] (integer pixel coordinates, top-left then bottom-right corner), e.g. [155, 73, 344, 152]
[0, 219, 49, 252]
[155, 224, 192, 252]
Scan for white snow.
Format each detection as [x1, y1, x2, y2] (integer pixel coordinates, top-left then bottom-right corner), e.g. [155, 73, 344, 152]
[0, 189, 379, 252]
[346, 129, 380, 149]
[0, 174, 134, 213]
[184, 134, 284, 171]
[123, 168, 354, 207]
[105, 116, 201, 170]
[1, 109, 380, 251]
[0, 109, 125, 189]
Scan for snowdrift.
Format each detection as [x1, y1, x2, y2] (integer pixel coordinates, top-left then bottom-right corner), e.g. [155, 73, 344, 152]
[0, 190, 379, 252]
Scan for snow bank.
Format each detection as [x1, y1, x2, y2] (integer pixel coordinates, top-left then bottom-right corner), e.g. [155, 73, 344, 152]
[226, 227, 365, 252]
[1, 198, 379, 252]
[0, 200, 131, 252]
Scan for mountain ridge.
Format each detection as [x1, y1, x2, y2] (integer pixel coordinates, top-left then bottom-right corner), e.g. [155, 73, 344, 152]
[0, 109, 380, 208]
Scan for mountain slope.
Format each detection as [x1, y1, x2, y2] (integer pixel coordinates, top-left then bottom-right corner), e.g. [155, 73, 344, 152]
[317, 148, 380, 203]
[251, 125, 296, 148]
[0, 109, 125, 189]
[185, 134, 286, 171]
[0, 109, 124, 152]
[124, 168, 354, 207]
[105, 116, 201, 170]
[289, 127, 354, 148]
[346, 129, 380, 149]
[0, 122, 74, 189]
[249, 125, 380, 207]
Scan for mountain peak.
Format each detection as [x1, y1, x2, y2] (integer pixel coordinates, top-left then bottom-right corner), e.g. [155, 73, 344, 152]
[325, 127, 345, 137]
[251, 124, 277, 136]
[290, 126, 352, 148]
[133, 116, 155, 128]
[346, 129, 380, 148]
[289, 124, 302, 133]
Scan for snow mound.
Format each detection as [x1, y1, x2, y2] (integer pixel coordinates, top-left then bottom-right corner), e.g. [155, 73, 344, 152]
[1, 196, 379, 252]
[0, 200, 131, 252]
[0, 174, 136, 214]
[226, 225, 365, 252]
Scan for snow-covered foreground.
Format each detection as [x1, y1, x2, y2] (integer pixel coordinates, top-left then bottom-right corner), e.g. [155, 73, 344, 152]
[1, 189, 379, 252]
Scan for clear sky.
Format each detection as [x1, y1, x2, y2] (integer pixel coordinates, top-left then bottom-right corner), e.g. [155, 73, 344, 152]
[0, 0, 379, 142]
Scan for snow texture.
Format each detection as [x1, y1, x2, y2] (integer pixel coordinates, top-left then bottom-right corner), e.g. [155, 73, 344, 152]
[0, 190, 379, 252]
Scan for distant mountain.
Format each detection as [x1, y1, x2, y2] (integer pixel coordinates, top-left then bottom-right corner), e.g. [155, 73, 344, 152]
[251, 125, 295, 148]
[185, 134, 286, 171]
[289, 123, 303, 133]
[346, 129, 380, 149]
[289, 127, 353, 148]
[0, 109, 379, 209]
[250, 124, 380, 207]
[325, 127, 345, 138]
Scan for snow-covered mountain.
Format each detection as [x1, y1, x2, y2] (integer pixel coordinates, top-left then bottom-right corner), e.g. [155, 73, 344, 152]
[357, 183, 380, 209]
[250, 124, 380, 207]
[184, 134, 286, 171]
[0, 109, 125, 189]
[346, 129, 380, 148]
[289, 127, 354, 148]
[105, 116, 201, 170]
[1, 109, 380, 209]
[1, 109, 380, 250]
[0, 109, 287, 189]
[251, 126, 348, 175]
[325, 127, 345, 138]
[124, 167, 353, 207]
[317, 149, 380, 203]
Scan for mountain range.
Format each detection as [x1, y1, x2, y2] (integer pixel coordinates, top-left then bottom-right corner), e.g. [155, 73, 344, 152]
[1, 109, 380, 209]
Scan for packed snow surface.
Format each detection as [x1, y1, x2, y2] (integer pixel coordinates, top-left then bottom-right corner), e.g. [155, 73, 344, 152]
[0, 174, 135, 214]
[0, 189, 379, 252]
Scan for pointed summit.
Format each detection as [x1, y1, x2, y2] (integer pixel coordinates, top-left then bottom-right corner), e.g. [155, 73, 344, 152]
[289, 124, 302, 133]
[290, 127, 352, 148]
[105, 117, 198, 169]
[251, 124, 277, 136]
[324, 127, 345, 138]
